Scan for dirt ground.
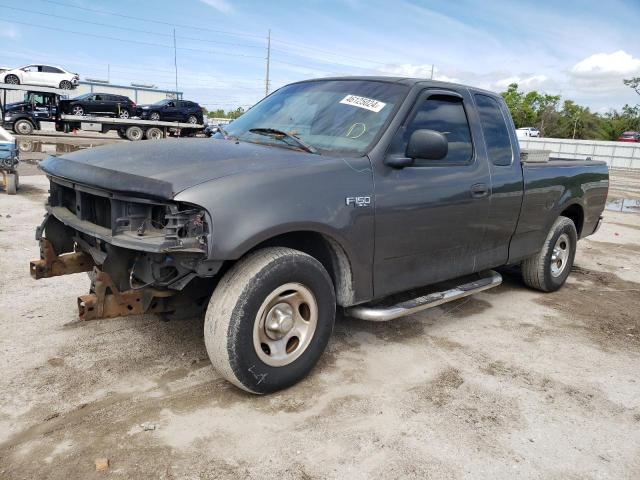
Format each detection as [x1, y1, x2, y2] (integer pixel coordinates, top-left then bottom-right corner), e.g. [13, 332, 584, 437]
[1, 152, 639, 479]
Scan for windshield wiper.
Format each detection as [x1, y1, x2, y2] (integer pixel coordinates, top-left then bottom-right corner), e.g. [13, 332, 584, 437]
[249, 128, 318, 154]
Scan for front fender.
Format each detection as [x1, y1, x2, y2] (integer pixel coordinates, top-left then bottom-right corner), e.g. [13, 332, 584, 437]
[174, 155, 375, 301]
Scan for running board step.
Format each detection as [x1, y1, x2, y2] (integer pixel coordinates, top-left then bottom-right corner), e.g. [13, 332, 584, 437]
[346, 270, 502, 322]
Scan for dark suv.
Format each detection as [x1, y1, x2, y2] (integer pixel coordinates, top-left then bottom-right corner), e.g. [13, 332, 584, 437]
[139, 99, 203, 124]
[60, 93, 137, 119]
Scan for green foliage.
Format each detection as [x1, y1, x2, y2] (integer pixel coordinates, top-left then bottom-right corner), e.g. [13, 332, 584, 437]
[207, 106, 245, 120]
[624, 77, 640, 96]
[500, 83, 640, 140]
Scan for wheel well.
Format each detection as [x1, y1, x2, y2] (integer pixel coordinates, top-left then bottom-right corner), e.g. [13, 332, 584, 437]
[248, 231, 356, 307]
[560, 204, 584, 237]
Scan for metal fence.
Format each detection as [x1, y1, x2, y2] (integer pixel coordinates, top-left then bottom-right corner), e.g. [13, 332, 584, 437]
[519, 137, 640, 169]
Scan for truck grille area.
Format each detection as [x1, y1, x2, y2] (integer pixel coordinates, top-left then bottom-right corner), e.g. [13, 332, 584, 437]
[47, 178, 209, 253]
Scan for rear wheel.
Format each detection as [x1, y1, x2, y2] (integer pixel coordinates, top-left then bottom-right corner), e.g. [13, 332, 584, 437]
[521, 216, 577, 292]
[145, 127, 163, 140]
[59, 80, 73, 90]
[149, 111, 161, 121]
[118, 108, 130, 119]
[71, 105, 84, 116]
[4, 74, 19, 85]
[204, 247, 336, 394]
[187, 115, 198, 124]
[13, 119, 34, 135]
[125, 126, 144, 141]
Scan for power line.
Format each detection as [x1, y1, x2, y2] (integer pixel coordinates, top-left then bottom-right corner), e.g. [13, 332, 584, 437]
[0, 4, 267, 50]
[0, 19, 266, 60]
[36, 0, 265, 39]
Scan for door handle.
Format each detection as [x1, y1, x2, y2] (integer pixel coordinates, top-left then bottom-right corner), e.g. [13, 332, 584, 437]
[470, 183, 489, 198]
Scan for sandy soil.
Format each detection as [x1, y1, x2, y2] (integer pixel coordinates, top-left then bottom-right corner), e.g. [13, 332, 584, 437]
[0, 168, 639, 479]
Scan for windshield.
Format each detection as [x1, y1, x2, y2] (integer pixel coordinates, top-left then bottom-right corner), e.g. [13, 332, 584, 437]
[73, 93, 92, 100]
[221, 80, 408, 155]
[153, 99, 173, 106]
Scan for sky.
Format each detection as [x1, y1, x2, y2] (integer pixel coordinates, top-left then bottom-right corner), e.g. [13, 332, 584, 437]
[0, 0, 639, 112]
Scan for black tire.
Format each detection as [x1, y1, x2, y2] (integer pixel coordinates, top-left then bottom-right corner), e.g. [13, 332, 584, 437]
[521, 216, 577, 292]
[149, 111, 161, 121]
[145, 127, 163, 140]
[187, 115, 198, 124]
[5, 74, 19, 85]
[204, 247, 336, 394]
[71, 105, 84, 116]
[59, 80, 73, 90]
[116, 129, 127, 139]
[125, 126, 144, 141]
[13, 119, 34, 135]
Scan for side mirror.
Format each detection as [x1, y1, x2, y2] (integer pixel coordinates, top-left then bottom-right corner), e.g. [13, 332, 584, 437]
[406, 129, 448, 161]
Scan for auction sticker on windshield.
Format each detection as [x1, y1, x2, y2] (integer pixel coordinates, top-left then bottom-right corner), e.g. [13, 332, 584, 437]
[339, 95, 386, 113]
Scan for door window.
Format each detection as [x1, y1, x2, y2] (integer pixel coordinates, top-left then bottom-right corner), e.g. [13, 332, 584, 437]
[474, 94, 513, 166]
[402, 95, 473, 165]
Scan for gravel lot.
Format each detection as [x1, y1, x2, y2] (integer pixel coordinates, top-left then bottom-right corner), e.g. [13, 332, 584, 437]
[1, 151, 639, 479]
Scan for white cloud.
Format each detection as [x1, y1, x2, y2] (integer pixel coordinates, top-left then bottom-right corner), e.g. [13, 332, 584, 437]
[494, 74, 550, 90]
[0, 25, 19, 39]
[199, 0, 233, 14]
[571, 50, 640, 76]
[568, 50, 640, 95]
[378, 64, 460, 83]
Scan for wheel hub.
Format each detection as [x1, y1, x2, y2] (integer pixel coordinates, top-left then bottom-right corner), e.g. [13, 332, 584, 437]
[550, 233, 570, 277]
[253, 283, 318, 367]
[265, 303, 294, 340]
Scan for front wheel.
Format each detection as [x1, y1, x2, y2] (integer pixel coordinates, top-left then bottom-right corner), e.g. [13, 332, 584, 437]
[13, 119, 34, 135]
[204, 247, 336, 394]
[149, 112, 161, 121]
[71, 105, 84, 116]
[521, 216, 577, 292]
[5, 74, 19, 85]
[187, 115, 198, 124]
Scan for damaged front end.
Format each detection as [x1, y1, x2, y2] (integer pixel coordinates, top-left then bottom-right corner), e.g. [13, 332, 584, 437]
[30, 176, 220, 321]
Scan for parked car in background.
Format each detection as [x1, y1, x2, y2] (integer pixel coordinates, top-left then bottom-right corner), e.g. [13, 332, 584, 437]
[618, 131, 640, 142]
[139, 99, 203, 124]
[59, 93, 136, 119]
[516, 127, 540, 138]
[2, 65, 79, 90]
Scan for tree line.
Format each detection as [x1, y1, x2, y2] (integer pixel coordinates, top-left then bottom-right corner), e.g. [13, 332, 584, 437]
[500, 78, 640, 140]
[203, 107, 245, 120]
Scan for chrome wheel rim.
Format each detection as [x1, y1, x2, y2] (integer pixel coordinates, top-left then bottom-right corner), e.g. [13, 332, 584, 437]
[550, 233, 570, 277]
[253, 283, 318, 367]
[16, 122, 31, 134]
[7, 76, 18, 84]
[150, 113, 160, 121]
[119, 110, 129, 119]
[72, 106, 83, 116]
[188, 116, 197, 124]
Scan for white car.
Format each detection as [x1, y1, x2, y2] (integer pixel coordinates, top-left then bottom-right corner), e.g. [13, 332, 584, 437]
[516, 127, 540, 138]
[2, 65, 79, 90]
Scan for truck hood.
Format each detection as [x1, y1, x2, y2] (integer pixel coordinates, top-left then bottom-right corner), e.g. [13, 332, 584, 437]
[4, 101, 28, 112]
[39, 138, 323, 200]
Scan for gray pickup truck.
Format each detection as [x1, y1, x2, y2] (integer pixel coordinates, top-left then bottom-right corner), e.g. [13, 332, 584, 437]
[31, 77, 609, 393]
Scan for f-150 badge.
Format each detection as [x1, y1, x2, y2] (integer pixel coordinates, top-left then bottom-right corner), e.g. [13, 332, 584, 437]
[346, 196, 371, 207]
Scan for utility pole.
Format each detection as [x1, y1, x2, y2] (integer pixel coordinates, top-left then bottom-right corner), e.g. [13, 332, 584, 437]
[430, 64, 434, 80]
[173, 28, 179, 95]
[107, 64, 110, 82]
[265, 29, 271, 97]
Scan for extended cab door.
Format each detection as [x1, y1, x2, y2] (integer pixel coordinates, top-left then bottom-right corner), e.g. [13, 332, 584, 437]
[372, 88, 491, 297]
[471, 93, 524, 271]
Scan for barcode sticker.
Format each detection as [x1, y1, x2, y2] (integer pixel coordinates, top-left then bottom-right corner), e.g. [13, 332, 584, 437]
[339, 95, 386, 113]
